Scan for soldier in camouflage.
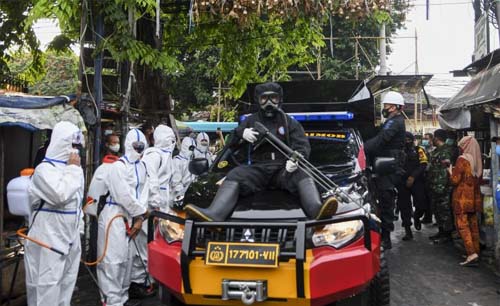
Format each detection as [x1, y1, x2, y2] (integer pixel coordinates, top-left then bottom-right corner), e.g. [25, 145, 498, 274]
[427, 129, 454, 243]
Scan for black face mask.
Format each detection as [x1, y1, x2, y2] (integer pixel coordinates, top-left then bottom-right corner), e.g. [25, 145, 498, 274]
[382, 108, 391, 118]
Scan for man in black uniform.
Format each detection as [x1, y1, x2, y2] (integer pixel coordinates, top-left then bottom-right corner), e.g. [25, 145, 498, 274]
[396, 132, 428, 241]
[364, 91, 406, 250]
[185, 82, 338, 221]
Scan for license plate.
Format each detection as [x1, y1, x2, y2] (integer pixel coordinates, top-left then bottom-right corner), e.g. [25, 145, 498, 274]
[205, 242, 280, 268]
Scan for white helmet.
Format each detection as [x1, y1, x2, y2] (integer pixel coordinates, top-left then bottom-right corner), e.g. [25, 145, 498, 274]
[382, 91, 405, 106]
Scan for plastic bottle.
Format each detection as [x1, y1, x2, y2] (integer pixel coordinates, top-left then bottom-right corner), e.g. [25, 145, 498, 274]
[7, 168, 34, 217]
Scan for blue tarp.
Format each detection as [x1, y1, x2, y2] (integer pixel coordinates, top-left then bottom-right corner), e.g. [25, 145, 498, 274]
[0, 94, 76, 109]
[182, 121, 238, 132]
[0, 94, 86, 132]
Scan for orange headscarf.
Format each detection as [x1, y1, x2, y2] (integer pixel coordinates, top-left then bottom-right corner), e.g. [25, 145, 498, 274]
[457, 136, 482, 177]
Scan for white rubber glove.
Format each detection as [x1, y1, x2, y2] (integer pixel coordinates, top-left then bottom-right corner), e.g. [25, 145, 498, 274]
[174, 184, 184, 193]
[286, 160, 298, 173]
[243, 128, 259, 143]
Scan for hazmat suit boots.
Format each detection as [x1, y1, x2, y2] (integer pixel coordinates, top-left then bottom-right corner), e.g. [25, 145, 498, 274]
[402, 226, 413, 241]
[297, 178, 338, 220]
[381, 230, 392, 250]
[185, 181, 240, 221]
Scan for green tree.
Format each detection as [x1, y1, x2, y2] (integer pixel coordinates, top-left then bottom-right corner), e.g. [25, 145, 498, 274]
[10, 0, 407, 112]
[8, 51, 78, 95]
[0, 0, 42, 76]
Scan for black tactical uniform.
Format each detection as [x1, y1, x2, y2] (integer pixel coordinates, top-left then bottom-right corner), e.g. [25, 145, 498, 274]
[396, 132, 428, 240]
[227, 111, 311, 195]
[185, 82, 337, 221]
[364, 112, 406, 247]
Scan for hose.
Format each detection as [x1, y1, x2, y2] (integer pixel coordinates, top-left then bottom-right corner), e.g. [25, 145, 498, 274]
[81, 214, 126, 266]
[15, 228, 65, 256]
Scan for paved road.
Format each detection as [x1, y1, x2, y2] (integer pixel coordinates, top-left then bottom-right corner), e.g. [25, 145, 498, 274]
[387, 223, 499, 306]
[73, 223, 500, 306]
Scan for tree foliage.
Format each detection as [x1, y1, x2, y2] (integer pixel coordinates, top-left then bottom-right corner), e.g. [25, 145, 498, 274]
[0, 0, 42, 76]
[2, 0, 408, 116]
[8, 51, 78, 95]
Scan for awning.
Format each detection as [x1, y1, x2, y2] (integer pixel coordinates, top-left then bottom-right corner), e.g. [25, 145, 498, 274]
[440, 62, 500, 111]
[180, 121, 238, 132]
[0, 94, 76, 109]
[366, 74, 433, 95]
[0, 94, 86, 132]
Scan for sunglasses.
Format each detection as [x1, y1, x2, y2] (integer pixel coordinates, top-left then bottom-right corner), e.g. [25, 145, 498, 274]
[132, 141, 146, 154]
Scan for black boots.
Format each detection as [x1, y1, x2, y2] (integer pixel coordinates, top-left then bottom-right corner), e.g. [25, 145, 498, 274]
[298, 178, 338, 220]
[402, 226, 413, 241]
[185, 181, 240, 221]
[414, 217, 422, 231]
[429, 227, 443, 240]
[381, 230, 392, 250]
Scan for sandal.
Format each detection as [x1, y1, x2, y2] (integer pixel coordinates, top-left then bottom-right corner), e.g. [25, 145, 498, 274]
[460, 254, 479, 267]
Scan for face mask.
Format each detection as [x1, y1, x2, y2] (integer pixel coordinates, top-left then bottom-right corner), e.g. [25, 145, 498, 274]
[445, 139, 454, 146]
[422, 139, 429, 147]
[382, 108, 391, 118]
[109, 143, 120, 153]
[496, 144, 500, 156]
[104, 129, 113, 136]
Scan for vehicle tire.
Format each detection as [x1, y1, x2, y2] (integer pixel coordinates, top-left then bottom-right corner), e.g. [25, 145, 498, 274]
[369, 249, 390, 306]
[159, 284, 184, 306]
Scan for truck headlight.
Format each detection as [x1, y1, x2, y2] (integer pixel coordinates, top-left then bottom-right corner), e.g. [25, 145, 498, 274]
[159, 219, 184, 243]
[312, 220, 363, 249]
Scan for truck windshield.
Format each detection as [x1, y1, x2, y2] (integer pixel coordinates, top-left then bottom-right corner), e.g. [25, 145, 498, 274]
[308, 138, 354, 166]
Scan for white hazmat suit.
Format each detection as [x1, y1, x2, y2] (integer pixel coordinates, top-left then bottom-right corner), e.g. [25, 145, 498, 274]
[170, 137, 196, 203]
[142, 125, 176, 212]
[25, 121, 84, 306]
[194, 132, 213, 165]
[88, 129, 148, 306]
[124, 130, 153, 291]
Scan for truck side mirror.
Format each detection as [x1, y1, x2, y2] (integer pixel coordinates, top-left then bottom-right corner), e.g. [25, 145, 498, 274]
[189, 158, 209, 175]
[373, 157, 397, 176]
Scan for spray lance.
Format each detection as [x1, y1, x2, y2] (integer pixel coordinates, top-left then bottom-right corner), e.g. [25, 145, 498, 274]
[252, 122, 358, 207]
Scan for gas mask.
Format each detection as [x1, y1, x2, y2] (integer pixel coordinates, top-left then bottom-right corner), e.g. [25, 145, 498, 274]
[128, 140, 145, 162]
[70, 130, 85, 158]
[258, 91, 281, 118]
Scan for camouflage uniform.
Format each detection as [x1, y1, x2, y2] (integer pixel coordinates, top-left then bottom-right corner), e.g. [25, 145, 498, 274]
[427, 145, 453, 232]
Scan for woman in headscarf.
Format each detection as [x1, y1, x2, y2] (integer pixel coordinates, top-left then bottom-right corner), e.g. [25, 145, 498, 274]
[448, 135, 482, 267]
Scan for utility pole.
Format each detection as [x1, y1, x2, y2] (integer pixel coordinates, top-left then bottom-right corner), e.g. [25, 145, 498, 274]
[93, 0, 104, 170]
[379, 23, 387, 75]
[217, 81, 222, 122]
[414, 28, 419, 133]
[495, 0, 500, 41]
[355, 40, 359, 79]
[317, 48, 322, 80]
[486, 0, 491, 53]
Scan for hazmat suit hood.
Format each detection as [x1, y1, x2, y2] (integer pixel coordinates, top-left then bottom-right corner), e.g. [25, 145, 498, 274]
[154, 124, 176, 150]
[196, 132, 210, 153]
[45, 121, 84, 162]
[124, 129, 148, 163]
[180, 137, 196, 159]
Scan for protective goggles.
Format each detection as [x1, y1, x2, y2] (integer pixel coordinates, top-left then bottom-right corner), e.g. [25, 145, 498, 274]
[132, 141, 146, 154]
[258, 91, 280, 105]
